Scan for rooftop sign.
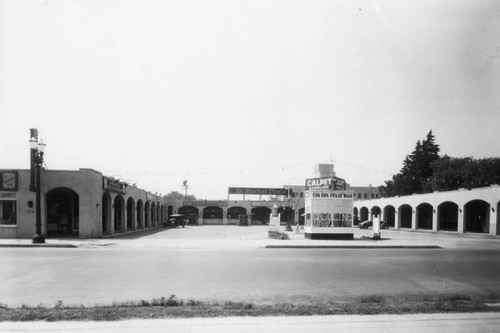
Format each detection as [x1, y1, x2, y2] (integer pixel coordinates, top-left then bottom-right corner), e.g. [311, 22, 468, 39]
[228, 187, 288, 196]
[305, 177, 346, 191]
[103, 177, 126, 194]
[183, 200, 228, 207]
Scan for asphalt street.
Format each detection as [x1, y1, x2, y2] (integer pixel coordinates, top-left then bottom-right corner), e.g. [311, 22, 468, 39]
[1, 226, 499, 307]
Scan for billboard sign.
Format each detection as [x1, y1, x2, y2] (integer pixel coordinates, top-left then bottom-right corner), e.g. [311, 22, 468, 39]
[228, 187, 288, 196]
[103, 177, 126, 194]
[305, 177, 346, 191]
[183, 200, 228, 207]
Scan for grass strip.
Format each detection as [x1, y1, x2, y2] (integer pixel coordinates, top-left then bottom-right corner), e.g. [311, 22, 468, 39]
[1, 294, 499, 322]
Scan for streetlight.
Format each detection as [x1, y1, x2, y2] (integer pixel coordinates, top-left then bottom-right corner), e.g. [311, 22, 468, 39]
[182, 180, 189, 199]
[29, 130, 46, 244]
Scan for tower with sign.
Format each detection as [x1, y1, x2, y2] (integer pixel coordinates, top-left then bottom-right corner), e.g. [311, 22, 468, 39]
[304, 170, 354, 240]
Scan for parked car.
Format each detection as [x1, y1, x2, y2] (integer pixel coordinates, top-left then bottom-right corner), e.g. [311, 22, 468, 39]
[358, 220, 389, 229]
[163, 214, 187, 228]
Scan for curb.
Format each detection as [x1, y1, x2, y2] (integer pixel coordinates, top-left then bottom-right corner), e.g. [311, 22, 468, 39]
[265, 245, 442, 249]
[0, 244, 78, 248]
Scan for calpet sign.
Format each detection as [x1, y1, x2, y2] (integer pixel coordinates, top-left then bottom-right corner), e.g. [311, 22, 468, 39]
[305, 177, 346, 191]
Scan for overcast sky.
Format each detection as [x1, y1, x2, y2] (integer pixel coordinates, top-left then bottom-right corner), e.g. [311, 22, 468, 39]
[1, 0, 499, 199]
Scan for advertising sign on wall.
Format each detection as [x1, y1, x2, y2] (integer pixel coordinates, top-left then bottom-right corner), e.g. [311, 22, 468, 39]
[305, 177, 346, 191]
[103, 177, 126, 194]
[0, 171, 18, 191]
[183, 200, 228, 207]
[251, 201, 294, 207]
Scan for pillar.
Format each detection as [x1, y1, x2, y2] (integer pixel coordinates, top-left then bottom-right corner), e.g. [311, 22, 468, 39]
[109, 201, 115, 235]
[411, 208, 416, 230]
[199, 207, 203, 225]
[457, 205, 465, 234]
[223, 209, 228, 225]
[146, 205, 151, 228]
[489, 203, 497, 236]
[432, 208, 438, 232]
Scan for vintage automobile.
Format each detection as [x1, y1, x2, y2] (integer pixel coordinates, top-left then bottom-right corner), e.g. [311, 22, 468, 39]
[163, 214, 187, 228]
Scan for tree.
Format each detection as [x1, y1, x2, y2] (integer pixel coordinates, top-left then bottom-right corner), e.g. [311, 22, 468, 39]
[430, 156, 500, 191]
[164, 191, 196, 201]
[380, 130, 440, 197]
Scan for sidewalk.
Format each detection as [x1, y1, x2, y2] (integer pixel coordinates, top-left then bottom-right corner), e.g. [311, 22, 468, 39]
[0, 226, 498, 250]
[1, 313, 500, 333]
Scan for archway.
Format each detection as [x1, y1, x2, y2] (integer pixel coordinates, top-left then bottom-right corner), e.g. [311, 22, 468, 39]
[168, 205, 173, 217]
[161, 205, 165, 224]
[203, 206, 223, 224]
[126, 197, 135, 230]
[114, 195, 125, 232]
[46, 187, 79, 238]
[360, 207, 369, 221]
[399, 204, 412, 228]
[278, 207, 294, 224]
[465, 200, 490, 233]
[178, 206, 199, 224]
[251, 207, 271, 225]
[144, 201, 151, 227]
[137, 200, 144, 229]
[102, 192, 112, 235]
[417, 203, 433, 230]
[371, 206, 381, 219]
[157, 205, 161, 225]
[151, 203, 157, 227]
[438, 202, 458, 231]
[383, 205, 396, 227]
[298, 207, 305, 225]
[353, 207, 359, 225]
[227, 206, 247, 224]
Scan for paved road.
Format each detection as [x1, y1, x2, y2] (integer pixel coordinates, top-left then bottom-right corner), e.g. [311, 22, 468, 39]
[2, 313, 500, 333]
[1, 227, 499, 306]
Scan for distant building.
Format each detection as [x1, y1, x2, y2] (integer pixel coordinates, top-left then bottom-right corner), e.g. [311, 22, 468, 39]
[347, 185, 382, 201]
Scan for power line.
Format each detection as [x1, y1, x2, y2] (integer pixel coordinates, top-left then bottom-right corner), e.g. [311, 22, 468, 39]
[102, 159, 396, 180]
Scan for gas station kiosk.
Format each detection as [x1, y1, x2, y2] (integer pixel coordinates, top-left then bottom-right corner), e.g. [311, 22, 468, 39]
[304, 176, 354, 240]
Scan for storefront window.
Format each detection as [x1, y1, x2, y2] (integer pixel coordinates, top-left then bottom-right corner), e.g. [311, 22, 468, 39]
[0, 200, 17, 225]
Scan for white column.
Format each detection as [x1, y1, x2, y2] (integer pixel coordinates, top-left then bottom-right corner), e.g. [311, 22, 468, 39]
[432, 208, 438, 232]
[411, 208, 416, 230]
[223, 208, 228, 225]
[489, 203, 497, 236]
[198, 207, 203, 225]
[110, 201, 115, 235]
[457, 205, 465, 233]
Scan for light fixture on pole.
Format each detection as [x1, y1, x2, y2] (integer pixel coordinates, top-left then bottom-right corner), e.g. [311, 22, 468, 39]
[182, 180, 190, 199]
[29, 128, 46, 244]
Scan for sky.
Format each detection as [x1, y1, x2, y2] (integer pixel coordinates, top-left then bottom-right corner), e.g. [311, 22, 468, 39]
[1, 0, 499, 200]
